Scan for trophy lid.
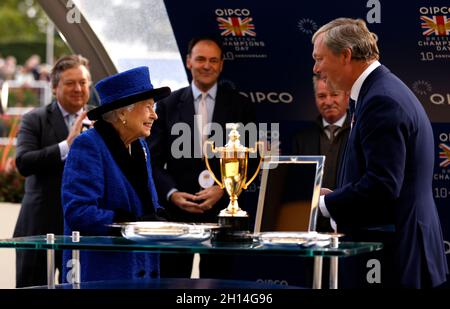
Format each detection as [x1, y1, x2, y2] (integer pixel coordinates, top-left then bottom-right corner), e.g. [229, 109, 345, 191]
[225, 123, 246, 152]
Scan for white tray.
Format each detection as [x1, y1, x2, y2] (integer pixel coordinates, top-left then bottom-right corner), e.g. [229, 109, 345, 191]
[111, 222, 218, 243]
[257, 231, 336, 247]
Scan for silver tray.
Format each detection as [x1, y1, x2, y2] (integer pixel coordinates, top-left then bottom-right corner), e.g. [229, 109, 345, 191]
[111, 222, 219, 243]
[257, 232, 336, 247]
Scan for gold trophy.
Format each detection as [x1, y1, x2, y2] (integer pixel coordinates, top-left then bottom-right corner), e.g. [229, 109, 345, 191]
[204, 124, 263, 242]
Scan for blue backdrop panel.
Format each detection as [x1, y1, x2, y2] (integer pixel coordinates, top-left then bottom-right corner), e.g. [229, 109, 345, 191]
[163, 0, 450, 287]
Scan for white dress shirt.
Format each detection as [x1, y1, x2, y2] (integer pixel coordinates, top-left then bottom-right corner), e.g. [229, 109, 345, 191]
[57, 102, 83, 161]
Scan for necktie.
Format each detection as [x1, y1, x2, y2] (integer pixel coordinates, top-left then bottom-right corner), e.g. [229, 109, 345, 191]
[327, 124, 339, 143]
[348, 99, 356, 129]
[198, 93, 208, 154]
[66, 114, 76, 130]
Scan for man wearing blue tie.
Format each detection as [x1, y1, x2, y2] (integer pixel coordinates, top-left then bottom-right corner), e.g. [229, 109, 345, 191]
[312, 18, 448, 288]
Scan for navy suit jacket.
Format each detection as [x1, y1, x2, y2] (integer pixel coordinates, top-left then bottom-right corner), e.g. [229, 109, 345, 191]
[325, 65, 448, 288]
[147, 85, 255, 223]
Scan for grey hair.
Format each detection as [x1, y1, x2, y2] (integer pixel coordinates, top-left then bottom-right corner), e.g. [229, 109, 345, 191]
[101, 104, 136, 124]
[312, 18, 379, 61]
[312, 74, 345, 95]
[312, 75, 322, 93]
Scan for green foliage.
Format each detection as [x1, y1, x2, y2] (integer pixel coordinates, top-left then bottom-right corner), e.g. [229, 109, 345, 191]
[0, 171, 24, 203]
[0, 142, 24, 204]
[0, 0, 70, 62]
[0, 0, 47, 43]
[0, 41, 71, 65]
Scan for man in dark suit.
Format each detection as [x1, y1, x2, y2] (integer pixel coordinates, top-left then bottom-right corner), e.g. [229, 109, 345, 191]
[13, 55, 91, 287]
[292, 75, 350, 231]
[147, 36, 255, 278]
[312, 18, 448, 288]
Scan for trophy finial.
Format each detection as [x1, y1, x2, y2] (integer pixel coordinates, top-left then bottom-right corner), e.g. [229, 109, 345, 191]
[226, 123, 241, 147]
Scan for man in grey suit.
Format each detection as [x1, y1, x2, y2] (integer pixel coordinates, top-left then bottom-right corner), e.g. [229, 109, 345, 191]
[293, 75, 350, 190]
[292, 76, 350, 231]
[13, 55, 91, 287]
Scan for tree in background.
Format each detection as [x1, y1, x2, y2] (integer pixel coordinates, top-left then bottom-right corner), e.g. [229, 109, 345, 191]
[0, 0, 70, 64]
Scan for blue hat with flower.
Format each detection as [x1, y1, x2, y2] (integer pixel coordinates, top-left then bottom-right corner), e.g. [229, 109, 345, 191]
[87, 66, 171, 120]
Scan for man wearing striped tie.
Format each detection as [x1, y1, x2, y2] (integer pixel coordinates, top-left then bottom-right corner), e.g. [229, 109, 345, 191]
[292, 75, 350, 232]
[13, 55, 91, 287]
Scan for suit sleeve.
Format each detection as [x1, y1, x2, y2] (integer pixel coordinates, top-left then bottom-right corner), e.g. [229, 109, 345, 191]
[325, 96, 408, 227]
[15, 111, 63, 176]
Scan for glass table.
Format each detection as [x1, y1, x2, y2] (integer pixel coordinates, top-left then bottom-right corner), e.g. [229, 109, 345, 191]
[0, 234, 382, 289]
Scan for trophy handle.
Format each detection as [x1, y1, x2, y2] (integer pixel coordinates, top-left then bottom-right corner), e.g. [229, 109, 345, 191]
[204, 141, 224, 188]
[244, 141, 264, 189]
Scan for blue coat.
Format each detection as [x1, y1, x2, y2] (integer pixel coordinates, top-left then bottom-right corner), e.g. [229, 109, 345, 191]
[61, 128, 162, 282]
[326, 65, 448, 288]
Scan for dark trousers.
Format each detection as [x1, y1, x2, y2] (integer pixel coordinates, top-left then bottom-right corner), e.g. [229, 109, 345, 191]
[16, 250, 62, 288]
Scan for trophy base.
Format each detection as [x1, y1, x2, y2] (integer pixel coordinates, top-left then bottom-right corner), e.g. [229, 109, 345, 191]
[211, 215, 253, 243]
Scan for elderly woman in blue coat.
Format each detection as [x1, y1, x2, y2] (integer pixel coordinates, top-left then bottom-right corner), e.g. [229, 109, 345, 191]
[61, 66, 171, 282]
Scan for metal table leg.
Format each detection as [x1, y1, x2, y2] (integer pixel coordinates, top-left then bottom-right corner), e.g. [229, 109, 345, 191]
[329, 235, 339, 289]
[46, 233, 55, 289]
[312, 256, 323, 289]
[71, 231, 81, 288]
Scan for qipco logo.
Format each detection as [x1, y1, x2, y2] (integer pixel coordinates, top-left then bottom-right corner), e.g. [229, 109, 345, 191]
[215, 8, 251, 17]
[239, 91, 293, 104]
[430, 93, 450, 105]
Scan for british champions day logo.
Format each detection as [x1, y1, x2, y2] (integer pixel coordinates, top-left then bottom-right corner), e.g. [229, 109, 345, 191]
[215, 8, 267, 60]
[439, 143, 450, 168]
[421, 15, 450, 36]
[217, 16, 256, 37]
[417, 7, 450, 60]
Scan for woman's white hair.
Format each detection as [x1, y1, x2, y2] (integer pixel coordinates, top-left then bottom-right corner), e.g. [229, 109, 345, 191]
[101, 104, 136, 123]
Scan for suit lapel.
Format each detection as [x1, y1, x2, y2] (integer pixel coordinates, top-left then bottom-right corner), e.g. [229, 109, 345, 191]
[47, 101, 69, 142]
[337, 66, 389, 187]
[177, 87, 197, 148]
[355, 65, 390, 117]
[211, 87, 231, 127]
[177, 87, 195, 128]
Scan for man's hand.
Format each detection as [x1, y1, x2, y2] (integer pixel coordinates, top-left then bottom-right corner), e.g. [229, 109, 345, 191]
[195, 185, 224, 211]
[170, 191, 205, 214]
[320, 187, 333, 196]
[67, 111, 88, 146]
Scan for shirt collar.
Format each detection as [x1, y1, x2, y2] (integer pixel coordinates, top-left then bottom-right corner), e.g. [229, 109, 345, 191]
[57, 101, 83, 117]
[191, 82, 218, 101]
[322, 114, 347, 128]
[350, 60, 381, 102]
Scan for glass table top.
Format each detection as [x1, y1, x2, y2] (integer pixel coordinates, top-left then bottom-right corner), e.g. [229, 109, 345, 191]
[0, 235, 382, 258]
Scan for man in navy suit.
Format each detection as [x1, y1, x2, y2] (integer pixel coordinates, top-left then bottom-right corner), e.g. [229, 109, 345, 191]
[312, 18, 447, 288]
[147, 36, 255, 278]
